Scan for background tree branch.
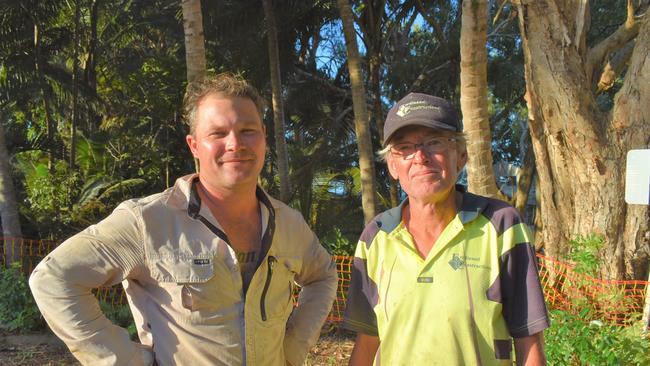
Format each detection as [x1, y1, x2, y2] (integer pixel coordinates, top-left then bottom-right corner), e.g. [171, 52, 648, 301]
[586, 0, 644, 85]
[595, 40, 635, 93]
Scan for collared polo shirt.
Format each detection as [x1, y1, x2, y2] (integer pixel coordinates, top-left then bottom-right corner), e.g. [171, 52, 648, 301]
[344, 188, 549, 365]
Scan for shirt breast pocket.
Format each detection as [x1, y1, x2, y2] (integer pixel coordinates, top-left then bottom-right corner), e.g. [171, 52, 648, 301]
[148, 255, 239, 321]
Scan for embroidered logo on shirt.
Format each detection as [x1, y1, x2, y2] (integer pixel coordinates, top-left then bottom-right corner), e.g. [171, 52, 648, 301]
[193, 258, 211, 265]
[448, 254, 465, 270]
[448, 254, 490, 271]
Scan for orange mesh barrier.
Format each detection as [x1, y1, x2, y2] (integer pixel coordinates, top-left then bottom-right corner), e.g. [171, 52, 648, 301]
[537, 253, 648, 326]
[93, 286, 129, 306]
[328, 255, 353, 322]
[4, 237, 647, 327]
[1, 237, 58, 275]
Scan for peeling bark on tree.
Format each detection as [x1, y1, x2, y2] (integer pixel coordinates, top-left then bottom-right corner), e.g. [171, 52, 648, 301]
[516, 1, 649, 279]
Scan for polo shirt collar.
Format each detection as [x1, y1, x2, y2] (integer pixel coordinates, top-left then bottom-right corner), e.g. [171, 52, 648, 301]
[457, 185, 489, 225]
[384, 184, 488, 229]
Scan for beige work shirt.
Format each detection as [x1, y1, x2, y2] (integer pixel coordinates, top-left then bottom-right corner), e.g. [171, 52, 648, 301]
[29, 174, 338, 365]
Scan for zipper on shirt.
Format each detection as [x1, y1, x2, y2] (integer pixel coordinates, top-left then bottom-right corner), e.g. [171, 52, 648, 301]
[260, 256, 276, 321]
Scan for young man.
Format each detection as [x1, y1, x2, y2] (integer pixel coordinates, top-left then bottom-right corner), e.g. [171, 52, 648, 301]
[344, 93, 549, 365]
[29, 73, 338, 366]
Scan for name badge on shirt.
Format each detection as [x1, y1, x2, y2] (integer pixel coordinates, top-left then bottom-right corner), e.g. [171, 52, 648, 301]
[417, 276, 433, 283]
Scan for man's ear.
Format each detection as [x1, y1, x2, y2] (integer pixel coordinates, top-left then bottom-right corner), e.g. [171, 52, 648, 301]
[186, 134, 199, 158]
[457, 149, 468, 171]
[387, 155, 399, 180]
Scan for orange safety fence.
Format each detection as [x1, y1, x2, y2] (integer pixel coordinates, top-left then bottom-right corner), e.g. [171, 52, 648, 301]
[537, 254, 648, 326]
[2, 237, 648, 327]
[328, 255, 353, 322]
[0, 237, 58, 275]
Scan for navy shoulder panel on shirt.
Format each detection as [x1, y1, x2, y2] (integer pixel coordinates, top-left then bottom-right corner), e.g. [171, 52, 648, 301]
[359, 220, 381, 249]
[460, 191, 523, 237]
[486, 242, 549, 337]
[482, 198, 524, 237]
[359, 204, 403, 249]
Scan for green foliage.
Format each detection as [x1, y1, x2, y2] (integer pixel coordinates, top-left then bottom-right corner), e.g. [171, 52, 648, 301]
[322, 227, 355, 256]
[99, 301, 137, 341]
[567, 234, 604, 276]
[6, 0, 628, 249]
[562, 234, 638, 322]
[545, 309, 650, 366]
[14, 145, 150, 238]
[0, 263, 45, 333]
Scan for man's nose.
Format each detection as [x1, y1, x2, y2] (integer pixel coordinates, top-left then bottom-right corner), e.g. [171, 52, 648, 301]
[225, 131, 243, 150]
[412, 146, 430, 163]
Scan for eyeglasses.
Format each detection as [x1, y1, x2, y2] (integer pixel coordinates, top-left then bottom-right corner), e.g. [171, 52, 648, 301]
[389, 137, 457, 159]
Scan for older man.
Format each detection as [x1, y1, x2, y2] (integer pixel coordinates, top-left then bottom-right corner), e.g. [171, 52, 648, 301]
[30, 73, 338, 366]
[344, 93, 549, 365]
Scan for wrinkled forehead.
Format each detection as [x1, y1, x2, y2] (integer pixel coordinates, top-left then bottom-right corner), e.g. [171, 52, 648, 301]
[389, 125, 454, 143]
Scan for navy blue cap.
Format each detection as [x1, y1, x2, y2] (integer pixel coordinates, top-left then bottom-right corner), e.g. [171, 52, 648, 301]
[383, 93, 460, 145]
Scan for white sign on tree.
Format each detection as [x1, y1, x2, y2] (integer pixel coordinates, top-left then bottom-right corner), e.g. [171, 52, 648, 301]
[626, 149, 650, 332]
[625, 149, 650, 205]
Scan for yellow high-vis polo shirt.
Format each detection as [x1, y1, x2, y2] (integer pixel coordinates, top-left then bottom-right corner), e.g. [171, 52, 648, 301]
[344, 187, 549, 365]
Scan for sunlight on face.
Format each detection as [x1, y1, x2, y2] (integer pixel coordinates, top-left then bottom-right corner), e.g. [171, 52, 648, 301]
[186, 95, 266, 192]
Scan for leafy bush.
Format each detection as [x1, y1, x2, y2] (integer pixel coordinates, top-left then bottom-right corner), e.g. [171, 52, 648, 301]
[322, 228, 355, 255]
[562, 234, 638, 321]
[0, 263, 45, 332]
[545, 309, 650, 365]
[566, 234, 604, 276]
[546, 234, 650, 364]
[100, 301, 138, 341]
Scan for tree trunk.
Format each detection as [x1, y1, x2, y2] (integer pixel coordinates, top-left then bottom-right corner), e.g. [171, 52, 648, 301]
[69, 0, 81, 169]
[85, 0, 98, 92]
[370, 55, 399, 207]
[516, 1, 649, 279]
[181, 0, 206, 83]
[459, 0, 501, 199]
[34, 23, 56, 172]
[84, 0, 99, 133]
[513, 134, 535, 216]
[263, 0, 291, 203]
[337, 0, 379, 223]
[0, 122, 22, 267]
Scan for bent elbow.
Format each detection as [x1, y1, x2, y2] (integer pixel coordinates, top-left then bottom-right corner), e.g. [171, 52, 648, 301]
[28, 261, 47, 301]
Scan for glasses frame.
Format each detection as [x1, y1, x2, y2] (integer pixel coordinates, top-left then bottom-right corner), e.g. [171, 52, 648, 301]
[389, 136, 457, 160]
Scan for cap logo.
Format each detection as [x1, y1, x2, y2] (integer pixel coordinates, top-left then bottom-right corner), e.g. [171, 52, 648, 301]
[396, 101, 440, 117]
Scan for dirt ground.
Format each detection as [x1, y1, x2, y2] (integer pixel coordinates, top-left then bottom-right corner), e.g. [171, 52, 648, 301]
[0, 329, 354, 366]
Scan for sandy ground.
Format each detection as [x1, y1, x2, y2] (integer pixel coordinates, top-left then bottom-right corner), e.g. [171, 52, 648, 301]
[0, 329, 355, 366]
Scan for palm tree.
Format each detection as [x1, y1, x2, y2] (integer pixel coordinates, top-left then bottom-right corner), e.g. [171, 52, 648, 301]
[0, 119, 22, 266]
[459, 0, 501, 199]
[181, 0, 207, 83]
[337, 0, 378, 223]
[70, 0, 81, 168]
[262, 0, 291, 202]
